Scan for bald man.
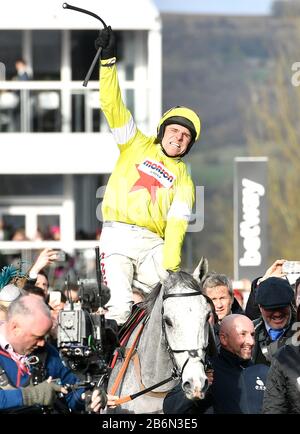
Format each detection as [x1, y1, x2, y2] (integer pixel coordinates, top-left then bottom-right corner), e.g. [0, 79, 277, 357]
[0, 294, 117, 413]
[219, 314, 254, 360]
[164, 314, 269, 414]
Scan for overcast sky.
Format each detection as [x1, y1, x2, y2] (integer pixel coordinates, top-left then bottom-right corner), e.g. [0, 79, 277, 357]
[153, 0, 274, 15]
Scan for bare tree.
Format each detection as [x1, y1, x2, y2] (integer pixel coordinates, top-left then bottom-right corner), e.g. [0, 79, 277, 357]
[246, 16, 300, 260]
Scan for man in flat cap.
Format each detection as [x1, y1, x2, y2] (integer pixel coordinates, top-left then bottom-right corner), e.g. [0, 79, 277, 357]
[252, 277, 296, 365]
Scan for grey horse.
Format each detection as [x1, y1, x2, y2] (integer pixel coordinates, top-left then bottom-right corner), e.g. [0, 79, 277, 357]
[106, 267, 213, 414]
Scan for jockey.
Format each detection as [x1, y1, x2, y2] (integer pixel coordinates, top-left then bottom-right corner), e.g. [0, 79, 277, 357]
[96, 27, 201, 325]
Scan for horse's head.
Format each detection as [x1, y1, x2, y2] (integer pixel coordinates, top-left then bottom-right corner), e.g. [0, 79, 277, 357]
[162, 271, 212, 400]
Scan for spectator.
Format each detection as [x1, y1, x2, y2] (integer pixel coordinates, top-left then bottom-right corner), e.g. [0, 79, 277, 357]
[245, 259, 286, 320]
[0, 294, 117, 412]
[163, 314, 268, 414]
[11, 228, 28, 241]
[95, 27, 201, 325]
[35, 270, 49, 296]
[27, 248, 59, 297]
[262, 305, 300, 414]
[252, 276, 296, 366]
[202, 273, 244, 323]
[34, 228, 44, 241]
[49, 225, 60, 241]
[12, 59, 31, 81]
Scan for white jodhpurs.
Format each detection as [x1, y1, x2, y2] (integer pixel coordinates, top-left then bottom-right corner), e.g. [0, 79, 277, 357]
[99, 221, 166, 325]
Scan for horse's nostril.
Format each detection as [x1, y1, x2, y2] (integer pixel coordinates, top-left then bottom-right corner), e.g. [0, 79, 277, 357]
[182, 381, 191, 391]
[188, 350, 198, 358]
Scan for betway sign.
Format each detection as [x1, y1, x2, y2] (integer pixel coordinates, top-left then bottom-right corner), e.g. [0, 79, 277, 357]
[234, 158, 268, 280]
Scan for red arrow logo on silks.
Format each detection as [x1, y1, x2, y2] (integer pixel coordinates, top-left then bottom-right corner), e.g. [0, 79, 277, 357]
[130, 164, 164, 204]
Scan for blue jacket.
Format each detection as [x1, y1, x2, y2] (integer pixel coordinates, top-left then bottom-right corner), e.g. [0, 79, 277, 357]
[0, 343, 85, 411]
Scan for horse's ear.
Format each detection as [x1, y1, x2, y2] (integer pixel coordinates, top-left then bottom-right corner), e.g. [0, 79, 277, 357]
[193, 256, 209, 283]
[160, 269, 170, 284]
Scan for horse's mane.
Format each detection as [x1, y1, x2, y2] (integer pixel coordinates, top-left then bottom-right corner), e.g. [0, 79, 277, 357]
[141, 281, 162, 315]
[142, 271, 202, 315]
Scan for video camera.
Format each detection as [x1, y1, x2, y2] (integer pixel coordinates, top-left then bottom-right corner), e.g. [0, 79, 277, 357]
[57, 262, 118, 385]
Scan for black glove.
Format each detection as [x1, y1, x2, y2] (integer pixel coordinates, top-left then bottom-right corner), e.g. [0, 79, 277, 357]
[21, 380, 62, 407]
[95, 26, 116, 60]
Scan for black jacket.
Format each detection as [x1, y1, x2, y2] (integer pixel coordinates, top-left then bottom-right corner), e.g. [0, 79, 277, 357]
[232, 297, 245, 316]
[163, 348, 268, 414]
[263, 343, 300, 414]
[252, 315, 295, 366]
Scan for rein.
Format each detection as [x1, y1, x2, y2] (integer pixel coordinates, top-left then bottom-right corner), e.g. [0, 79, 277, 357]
[109, 322, 145, 396]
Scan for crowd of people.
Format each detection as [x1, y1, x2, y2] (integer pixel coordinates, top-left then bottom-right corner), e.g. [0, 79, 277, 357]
[1, 248, 299, 414]
[0, 219, 102, 242]
[164, 259, 300, 414]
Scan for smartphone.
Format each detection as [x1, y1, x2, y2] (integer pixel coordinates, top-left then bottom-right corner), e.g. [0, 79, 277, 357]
[55, 251, 66, 262]
[282, 261, 300, 274]
[49, 291, 62, 305]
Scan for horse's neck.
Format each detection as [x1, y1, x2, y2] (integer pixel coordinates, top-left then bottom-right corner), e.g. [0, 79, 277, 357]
[138, 294, 176, 390]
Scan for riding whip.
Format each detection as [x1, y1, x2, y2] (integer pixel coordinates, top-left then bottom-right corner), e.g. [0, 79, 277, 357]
[62, 2, 108, 87]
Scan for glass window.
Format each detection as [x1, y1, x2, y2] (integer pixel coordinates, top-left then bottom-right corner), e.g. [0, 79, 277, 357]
[32, 30, 61, 80]
[71, 30, 99, 81]
[37, 215, 60, 241]
[0, 90, 21, 132]
[30, 90, 61, 132]
[0, 31, 22, 79]
[74, 174, 107, 240]
[0, 175, 63, 196]
[71, 91, 102, 132]
[71, 30, 124, 81]
[1, 215, 25, 241]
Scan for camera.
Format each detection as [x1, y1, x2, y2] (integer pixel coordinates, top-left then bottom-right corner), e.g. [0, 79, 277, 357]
[282, 261, 300, 274]
[57, 280, 118, 383]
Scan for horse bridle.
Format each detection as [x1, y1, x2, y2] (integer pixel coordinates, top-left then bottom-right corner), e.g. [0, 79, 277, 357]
[162, 291, 209, 379]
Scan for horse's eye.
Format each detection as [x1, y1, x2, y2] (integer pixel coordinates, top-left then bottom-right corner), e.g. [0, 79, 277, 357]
[164, 317, 173, 327]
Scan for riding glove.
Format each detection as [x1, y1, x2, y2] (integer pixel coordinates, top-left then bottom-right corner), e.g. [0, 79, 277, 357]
[95, 26, 116, 59]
